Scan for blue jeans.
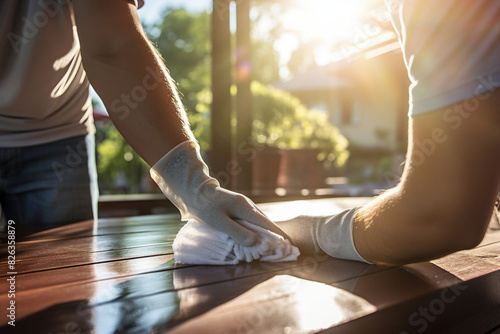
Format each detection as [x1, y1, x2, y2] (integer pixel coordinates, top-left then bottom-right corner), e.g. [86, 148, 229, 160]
[0, 134, 98, 226]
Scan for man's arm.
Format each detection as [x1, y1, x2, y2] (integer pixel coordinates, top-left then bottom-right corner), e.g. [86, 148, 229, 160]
[278, 90, 500, 265]
[72, 0, 290, 245]
[73, 0, 191, 166]
[352, 90, 500, 265]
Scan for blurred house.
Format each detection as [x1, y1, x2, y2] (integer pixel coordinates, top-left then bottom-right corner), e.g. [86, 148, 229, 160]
[274, 41, 410, 151]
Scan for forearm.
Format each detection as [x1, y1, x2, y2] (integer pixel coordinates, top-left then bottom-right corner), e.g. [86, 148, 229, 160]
[74, 1, 194, 166]
[276, 187, 457, 265]
[352, 187, 459, 266]
[280, 101, 499, 266]
[353, 98, 500, 266]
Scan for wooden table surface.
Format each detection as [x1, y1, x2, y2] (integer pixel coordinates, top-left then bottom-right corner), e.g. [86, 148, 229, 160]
[1, 197, 499, 334]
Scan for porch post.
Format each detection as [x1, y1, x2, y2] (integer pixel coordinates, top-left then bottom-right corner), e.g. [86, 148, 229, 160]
[211, 0, 233, 188]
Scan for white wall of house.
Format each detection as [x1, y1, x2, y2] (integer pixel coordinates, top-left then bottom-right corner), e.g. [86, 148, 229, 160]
[329, 91, 401, 150]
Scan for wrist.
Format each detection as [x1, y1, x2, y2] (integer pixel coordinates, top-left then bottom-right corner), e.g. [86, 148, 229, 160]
[315, 207, 373, 264]
[150, 140, 219, 220]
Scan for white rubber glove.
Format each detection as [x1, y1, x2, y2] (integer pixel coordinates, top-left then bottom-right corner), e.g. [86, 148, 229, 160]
[150, 140, 289, 246]
[277, 207, 372, 263]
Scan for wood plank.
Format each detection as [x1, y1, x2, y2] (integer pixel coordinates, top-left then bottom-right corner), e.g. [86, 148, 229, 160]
[0, 216, 183, 274]
[2, 207, 497, 290]
[0, 258, 380, 331]
[3, 250, 497, 333]
[1, 229, 175, 255]
[2, 214, 183, 243]
[2, 209, 497, 282]
[0, 216, 182, 259]
[0, 198, 375, 273]
[0, 231, 176, 273]
[0, 197, 372, 244]
[2, 254, 377, 298]
[0, 216, 180, 250]
[0, 198, 498, 333]
[2, 241, 498, 332]
[162, 244, 500, 333]
[0, 243, 173, 275]
[440, 305, 500, 334]
[0, 259, 366, 328]
[167, 275, 377, 334]
[327, 270, 500, 333]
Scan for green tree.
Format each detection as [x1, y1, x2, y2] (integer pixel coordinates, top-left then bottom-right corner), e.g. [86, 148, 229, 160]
[96, 123, 148, 193]
[149, 8, 211, 114]
[251, 82, 349, 168]
[249, 6, 283, 85]
[192, 82, 350, 168]
[149, 7, 283, 111]
[146, 7, 283, 150]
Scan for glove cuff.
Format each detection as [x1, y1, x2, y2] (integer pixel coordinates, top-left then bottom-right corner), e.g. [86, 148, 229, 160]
[150, 140, 219, 220]
[314, 207, 373, 264]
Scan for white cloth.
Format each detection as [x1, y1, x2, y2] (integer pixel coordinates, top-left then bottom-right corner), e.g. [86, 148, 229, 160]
[173, 219, 300, 265]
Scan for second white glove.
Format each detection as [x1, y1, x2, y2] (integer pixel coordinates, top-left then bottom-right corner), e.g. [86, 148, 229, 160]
[278, 207, 372, 263]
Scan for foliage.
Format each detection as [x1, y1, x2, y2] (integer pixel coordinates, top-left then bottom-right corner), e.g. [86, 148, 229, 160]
[95, 7, 349, 193]
[247, 5, 283, 84]
[96, 123, 148, 193]
[149, 8, 211, 114]
[345, 145, 394, 184]
[187, 89, 211, 151]
[147, 7, 282, 152]
[190, 82, 349, 168]
[251, 82, 349, 167]
[149, 7, 282, 114]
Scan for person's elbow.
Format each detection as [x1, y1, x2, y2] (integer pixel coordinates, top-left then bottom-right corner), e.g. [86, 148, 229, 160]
[79, 33, 128, 61]
[432, 204, 490, 254]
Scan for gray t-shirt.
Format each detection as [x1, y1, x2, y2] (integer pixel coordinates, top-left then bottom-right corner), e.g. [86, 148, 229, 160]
[0, 0, 143, 147]
[0, 0, 92, 147]
[385, 0, 500, 116]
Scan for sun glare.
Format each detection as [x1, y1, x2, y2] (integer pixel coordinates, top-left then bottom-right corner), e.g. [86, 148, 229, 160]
[276, 0, 373, 67]
[288, 0, 367, 44]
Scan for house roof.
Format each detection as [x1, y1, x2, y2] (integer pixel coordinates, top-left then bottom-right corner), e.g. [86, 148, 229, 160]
[273, 66, 351, 92]
[273, 37, 402, 93]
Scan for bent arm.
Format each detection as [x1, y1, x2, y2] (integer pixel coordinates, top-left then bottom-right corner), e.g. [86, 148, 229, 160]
[73, 0, 194, 166]
[353, 90, 500, 265]
[278, 90, 500, 266]
[72, 0, 292, 244]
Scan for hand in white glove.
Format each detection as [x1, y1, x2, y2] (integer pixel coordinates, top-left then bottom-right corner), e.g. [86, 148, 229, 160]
[150, 140, 290, 246]
[277, 208, 372, 263]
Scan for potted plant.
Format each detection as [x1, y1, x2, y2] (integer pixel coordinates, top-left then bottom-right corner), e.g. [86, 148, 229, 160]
[186, 83, 350, 192]
[252, 82, 349, 191]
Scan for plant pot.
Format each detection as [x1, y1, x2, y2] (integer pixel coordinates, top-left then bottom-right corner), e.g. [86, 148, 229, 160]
[252, 146, 283, 191]
[277, 149, 326, 190]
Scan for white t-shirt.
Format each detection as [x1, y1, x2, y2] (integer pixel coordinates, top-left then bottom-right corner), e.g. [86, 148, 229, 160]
[385, 0, 500, 115]
[0, 0, 142, 147]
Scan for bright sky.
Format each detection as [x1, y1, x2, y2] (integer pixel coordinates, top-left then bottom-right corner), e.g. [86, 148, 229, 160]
[138, 0, 389, 70]
[93, 1, 392, 108]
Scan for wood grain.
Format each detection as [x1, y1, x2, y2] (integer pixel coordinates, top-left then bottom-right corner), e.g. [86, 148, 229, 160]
[0, 197, 498, 333]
